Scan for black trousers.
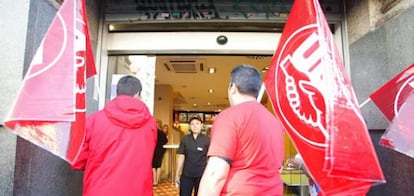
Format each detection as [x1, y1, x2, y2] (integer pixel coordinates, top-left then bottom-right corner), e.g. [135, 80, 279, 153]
[179, 175, 201, 196]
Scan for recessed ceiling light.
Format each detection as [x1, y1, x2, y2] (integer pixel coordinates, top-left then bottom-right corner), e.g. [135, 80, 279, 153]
[208, 67, 216, 74]
[208, 89, 214, 93]
[109, 24, 115, 31]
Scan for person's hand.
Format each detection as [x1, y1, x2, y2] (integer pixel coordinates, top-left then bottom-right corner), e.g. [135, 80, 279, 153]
[293, 154, 304, 169]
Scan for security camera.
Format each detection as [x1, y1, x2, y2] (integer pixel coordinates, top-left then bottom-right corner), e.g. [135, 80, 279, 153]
[216, 35, 228, 45]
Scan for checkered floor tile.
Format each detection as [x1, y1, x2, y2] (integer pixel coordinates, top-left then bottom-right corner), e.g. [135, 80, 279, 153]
[153, 181, 179, 196]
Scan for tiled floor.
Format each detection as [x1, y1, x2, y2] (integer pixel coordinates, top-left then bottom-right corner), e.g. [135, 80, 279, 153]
[153, 181, 179, 196]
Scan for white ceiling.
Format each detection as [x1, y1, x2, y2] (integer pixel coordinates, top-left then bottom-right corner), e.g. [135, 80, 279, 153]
[155, 55, 273, 112]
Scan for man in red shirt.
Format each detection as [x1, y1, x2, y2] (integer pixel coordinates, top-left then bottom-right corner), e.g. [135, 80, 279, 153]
[71, 75, 157, 196]
[199, 64, 285, 195]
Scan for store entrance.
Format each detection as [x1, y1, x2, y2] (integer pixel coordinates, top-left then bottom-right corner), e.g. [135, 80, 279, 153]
[100, 31, 318, 195]
[104, 54, 274, 189]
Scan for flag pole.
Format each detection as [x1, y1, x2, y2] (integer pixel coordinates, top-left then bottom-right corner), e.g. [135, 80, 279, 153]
[257, 83, 265, 102]
[359, 98, 371, 108]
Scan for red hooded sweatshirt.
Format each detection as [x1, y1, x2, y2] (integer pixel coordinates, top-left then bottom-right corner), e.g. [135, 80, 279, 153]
[71, 95, 157, 196]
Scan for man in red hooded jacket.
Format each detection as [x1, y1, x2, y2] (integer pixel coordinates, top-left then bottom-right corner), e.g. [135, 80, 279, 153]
[71, 75, 157, 196]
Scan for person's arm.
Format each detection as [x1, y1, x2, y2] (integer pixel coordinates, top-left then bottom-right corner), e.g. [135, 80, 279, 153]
[198, 156, 230, 196]
[70, 128, 90, 170]
[163, 133, 168, 145]
[293, 154, 313, 179]
[70, 116, 93, 170]
[175, 154, 185, 183]
[70, 140, 89, 170]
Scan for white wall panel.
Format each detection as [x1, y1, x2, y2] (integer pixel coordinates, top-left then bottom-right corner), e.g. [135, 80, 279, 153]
[106, 32, 281, 55]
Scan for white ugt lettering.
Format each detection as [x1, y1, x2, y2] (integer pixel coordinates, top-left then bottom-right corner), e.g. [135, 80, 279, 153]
[290, 32, 327, 85]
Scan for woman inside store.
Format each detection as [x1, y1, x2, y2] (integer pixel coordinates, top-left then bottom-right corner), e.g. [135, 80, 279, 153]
[152, 119, 168, 186]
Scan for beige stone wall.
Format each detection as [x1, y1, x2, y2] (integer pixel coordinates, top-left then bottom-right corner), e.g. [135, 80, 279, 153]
[346, 0, 414, 43]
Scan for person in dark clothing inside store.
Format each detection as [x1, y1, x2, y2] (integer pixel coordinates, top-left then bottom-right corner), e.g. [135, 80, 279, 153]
[175, 116, 210, 196]
[152, 119, 168, 186]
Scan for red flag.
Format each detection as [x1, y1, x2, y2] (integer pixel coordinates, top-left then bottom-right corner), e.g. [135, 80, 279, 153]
[369, 63, 414, 121]
[369, 63, 414, 158]
[3, 0, 96, 164]
[264, 0, 385, 195]
[380, 91, 414, 158]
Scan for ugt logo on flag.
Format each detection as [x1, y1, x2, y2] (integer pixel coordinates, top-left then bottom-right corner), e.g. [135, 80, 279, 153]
[276, 29, 331, 148]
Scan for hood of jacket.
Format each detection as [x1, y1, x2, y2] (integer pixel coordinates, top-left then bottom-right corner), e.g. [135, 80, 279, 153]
[104, 95, 152, 129]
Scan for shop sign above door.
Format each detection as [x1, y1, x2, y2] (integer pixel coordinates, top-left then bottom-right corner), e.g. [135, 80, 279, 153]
[105, 0, 342, 22]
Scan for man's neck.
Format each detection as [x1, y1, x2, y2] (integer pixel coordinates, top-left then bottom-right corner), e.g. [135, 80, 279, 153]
[231, 94, 257, 106]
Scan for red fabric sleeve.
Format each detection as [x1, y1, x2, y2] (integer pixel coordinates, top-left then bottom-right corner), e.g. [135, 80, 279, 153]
[70, 113, 94, 170]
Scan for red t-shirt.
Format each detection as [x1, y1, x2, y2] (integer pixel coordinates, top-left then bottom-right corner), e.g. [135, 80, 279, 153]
[208, 101, 285, 195]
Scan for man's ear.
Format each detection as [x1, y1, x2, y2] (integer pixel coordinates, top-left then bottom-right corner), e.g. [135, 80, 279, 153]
[229, 83, 238, 95]
[133, 92, 141, 99]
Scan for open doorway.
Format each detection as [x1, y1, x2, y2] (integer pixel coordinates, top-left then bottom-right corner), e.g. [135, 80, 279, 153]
[105, 54, 273, 133]
[105, 54, 276, 187]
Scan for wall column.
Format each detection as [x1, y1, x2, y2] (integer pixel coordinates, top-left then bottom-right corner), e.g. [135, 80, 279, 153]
[0, 0, 30, 194]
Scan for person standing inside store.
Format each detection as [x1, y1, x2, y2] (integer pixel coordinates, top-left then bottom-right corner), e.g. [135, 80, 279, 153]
[152, 120, 168, 186]
[162, 124, 170, 139]
[198, 64, 285, 195]
[71, 75, 157, 196]
[175, 116, 210, 196]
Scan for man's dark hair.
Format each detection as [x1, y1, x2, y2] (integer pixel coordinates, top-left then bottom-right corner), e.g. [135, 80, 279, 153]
[188, 116, 203, 124]
[230, 64, 262, 98]
[116, 75, 142, 96]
